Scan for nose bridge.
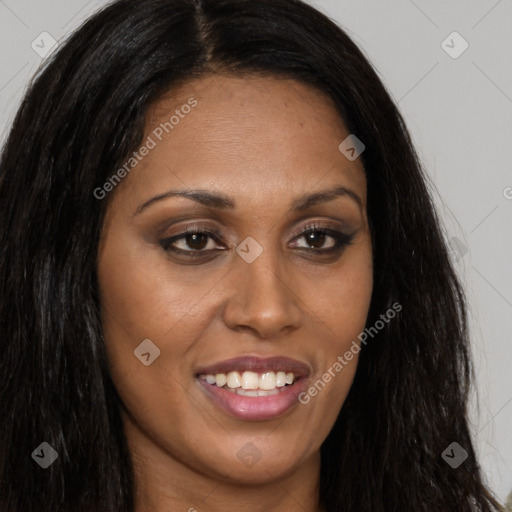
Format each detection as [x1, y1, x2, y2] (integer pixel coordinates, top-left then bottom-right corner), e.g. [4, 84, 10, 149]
[221, 235, 302, 337]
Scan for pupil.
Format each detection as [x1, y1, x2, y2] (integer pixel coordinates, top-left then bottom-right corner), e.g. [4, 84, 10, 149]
[187, 233, 208, 250]
[306, 231, 325, 249]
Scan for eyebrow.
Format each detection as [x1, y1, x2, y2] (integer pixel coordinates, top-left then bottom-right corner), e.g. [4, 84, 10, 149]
[133, 184, 363, 216]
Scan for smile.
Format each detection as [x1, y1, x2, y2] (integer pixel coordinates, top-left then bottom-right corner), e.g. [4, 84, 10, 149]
[199, 370, 296, 395]
[195, 356, 311, 421]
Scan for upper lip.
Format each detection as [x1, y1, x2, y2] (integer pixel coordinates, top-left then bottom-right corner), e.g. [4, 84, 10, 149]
[195, 355, 311, 378]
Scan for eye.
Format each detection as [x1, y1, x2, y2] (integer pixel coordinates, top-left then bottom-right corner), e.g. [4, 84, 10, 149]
[290, 223, 356, 253]
[160, 226, 225, 257]
[159, 223, 356, 259]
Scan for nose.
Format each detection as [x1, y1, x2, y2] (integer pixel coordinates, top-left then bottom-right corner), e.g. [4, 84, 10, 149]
[221, 246, 302, 340]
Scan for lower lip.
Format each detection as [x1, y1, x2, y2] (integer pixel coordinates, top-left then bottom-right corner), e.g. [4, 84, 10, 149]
[197, 377, 308, 421]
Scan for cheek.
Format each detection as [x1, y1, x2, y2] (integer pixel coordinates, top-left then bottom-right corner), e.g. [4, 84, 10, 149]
[297, 245, 372, 418]
[97, 232, 183, 384]
[97, 231, 211, 350]
[96, 241, 205, 449]
[304, 245, 373, 343]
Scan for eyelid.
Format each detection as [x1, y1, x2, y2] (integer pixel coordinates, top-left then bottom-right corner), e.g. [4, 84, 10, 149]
[159, 219, 357, 258]
[289, 219, 351, 239]
[156, 218, 225, 238]
[160, 218, 352, 243]
[289, 222, 357, 250]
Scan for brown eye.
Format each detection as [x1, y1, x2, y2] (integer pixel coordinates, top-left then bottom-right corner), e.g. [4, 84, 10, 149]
[290, 224, 356, 253]
[180, 232, 210, 251]
[160, 227, 225, 256]
[302, 230, 329, 250]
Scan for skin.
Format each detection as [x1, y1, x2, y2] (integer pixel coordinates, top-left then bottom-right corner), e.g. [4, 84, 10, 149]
[97, 73, 373, 512]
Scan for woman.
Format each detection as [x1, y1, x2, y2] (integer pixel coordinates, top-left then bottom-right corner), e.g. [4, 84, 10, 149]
[0, 0, 503, 510]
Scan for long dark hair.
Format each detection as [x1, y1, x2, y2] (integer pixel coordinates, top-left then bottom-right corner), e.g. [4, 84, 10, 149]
[0, 0, 503, 510]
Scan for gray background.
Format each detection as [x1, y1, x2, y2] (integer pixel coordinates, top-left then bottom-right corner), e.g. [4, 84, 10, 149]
[1, 0, 511, 503]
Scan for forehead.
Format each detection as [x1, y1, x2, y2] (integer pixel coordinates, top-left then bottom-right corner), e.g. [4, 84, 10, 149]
[114, 73, 367, 212]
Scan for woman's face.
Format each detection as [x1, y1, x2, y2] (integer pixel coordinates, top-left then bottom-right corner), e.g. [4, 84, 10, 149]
[97, 74, 373, 489]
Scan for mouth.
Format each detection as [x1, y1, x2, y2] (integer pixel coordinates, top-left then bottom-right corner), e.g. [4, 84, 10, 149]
[195, 355, 311, 421]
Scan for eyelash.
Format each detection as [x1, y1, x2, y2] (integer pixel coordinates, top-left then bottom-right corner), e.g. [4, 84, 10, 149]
[159, 223, 356, 259]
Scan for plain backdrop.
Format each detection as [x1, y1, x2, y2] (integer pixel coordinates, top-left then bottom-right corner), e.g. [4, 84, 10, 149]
[1, 0, 511, 504]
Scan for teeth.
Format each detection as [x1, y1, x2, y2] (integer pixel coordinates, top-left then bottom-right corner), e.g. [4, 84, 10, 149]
[259, 371, 276, 390]
[238, 388, 258, 397]
[257, 388, 279, 396]
[276, 371, 287, 387]
[200, 370, 297, 392]
[215, 373, 227, 387]
[225, 387, 279, 397]
[226, 371, 241, 388]
[241, 371, 259, 390]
